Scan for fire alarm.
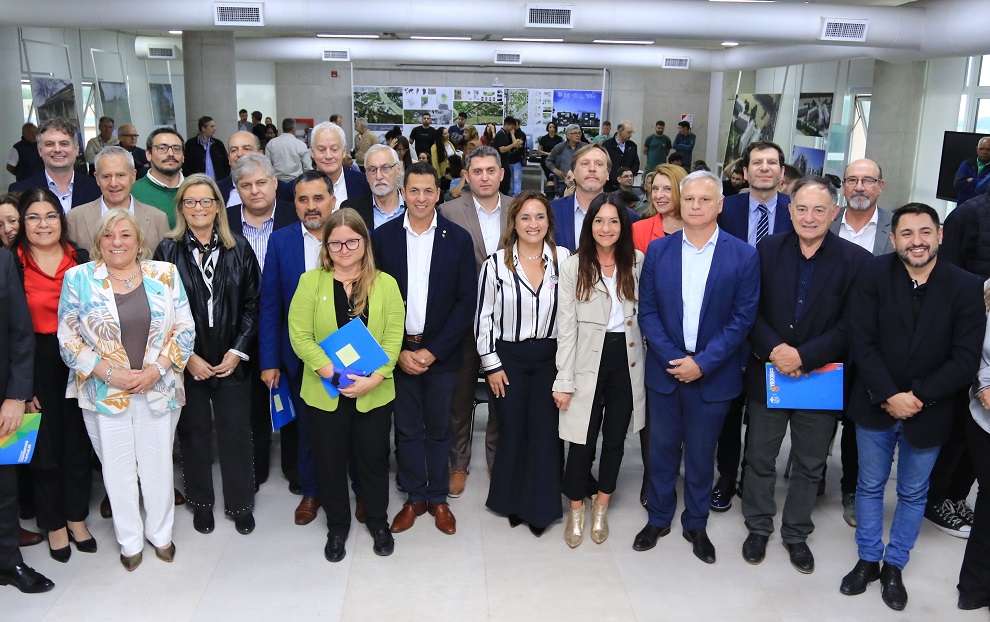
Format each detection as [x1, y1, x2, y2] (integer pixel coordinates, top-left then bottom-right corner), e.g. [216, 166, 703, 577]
[330, 70, 339, 78]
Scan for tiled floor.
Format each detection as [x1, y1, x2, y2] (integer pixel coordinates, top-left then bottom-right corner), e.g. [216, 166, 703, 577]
[1, 407, 983, 621]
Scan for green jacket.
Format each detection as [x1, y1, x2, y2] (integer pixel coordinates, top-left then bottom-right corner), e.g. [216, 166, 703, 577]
[288, 268, 404, 413]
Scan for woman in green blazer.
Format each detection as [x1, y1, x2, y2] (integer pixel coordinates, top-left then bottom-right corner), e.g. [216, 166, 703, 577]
[288, 207, 404, 564]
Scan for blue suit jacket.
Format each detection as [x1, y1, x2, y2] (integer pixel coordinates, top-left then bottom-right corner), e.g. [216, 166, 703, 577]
[372, 214, 477, 371]
[717, 192, 793, 245]
[551, 194, 640, 252]
[638, 229, 760, 402]
[259, 223, 307, 376]
[342, 167, 372, 204]
[9, 170, 100, 207]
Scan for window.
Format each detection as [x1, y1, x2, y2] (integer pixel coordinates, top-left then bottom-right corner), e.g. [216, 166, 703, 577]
[981, 55, 990, 87]
[977, 99, 990, 133]
[20, 82, 34, 124]
[847, 95, 871, 165]
[81, 83, 97, 146]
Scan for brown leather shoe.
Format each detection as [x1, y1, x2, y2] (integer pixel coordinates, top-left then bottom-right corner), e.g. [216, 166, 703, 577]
[390, 501, 427, 533]
[174, 489, 186, 506]
[294, 497, 319, 525]
[449, 470, 467, 498]
[355, 497, 367, 524]
[18, 527, 43, 547]
[428, 502, 457, 535]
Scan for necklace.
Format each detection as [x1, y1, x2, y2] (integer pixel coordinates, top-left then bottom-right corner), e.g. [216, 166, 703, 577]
[109, 269, 141, 290]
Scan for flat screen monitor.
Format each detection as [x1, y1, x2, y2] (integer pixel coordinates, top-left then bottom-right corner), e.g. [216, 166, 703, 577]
[937, 130, 990, 201]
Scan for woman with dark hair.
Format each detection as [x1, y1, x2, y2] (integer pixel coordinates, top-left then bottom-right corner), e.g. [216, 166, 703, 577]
[476, 190, 570, 536]
[481, 123, 497, 147]
[0, 193, 20, 248]
[553, 191, 645, 547]
[430, 127, 456, 179]
[537, 122, 564, 186]
[390, 136, 414, 169]
[13, 188, 94, 563]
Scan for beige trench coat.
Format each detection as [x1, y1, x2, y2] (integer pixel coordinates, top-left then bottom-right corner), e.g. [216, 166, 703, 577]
[553, 251, 646, 444]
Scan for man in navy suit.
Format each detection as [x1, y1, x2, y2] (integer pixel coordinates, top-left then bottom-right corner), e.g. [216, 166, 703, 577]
[9, 118, 99, 211]
[710, 140, 793, 513]
[310, 121, 372, 215]
[259, 170, 337, 526]
[633, 170, 760, 563]
[373, 162, 476, 536]
[550, 143, 610, 252]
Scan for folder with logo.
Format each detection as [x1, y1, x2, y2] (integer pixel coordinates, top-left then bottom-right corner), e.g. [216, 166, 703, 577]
[270, 383, 296, 431]
[0, 411, 42, 465]
[318, 318, 390, 398]
[765, 362, 844, 411]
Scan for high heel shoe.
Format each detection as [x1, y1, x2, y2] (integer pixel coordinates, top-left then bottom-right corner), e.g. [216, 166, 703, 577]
[590, 501, 609, 544]
[69, 529, 98, 553]
[564, 504, 586, 548]
[48, 541, 70, 563]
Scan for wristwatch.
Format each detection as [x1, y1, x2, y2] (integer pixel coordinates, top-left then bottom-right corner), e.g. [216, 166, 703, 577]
[152, 362, 168, 378]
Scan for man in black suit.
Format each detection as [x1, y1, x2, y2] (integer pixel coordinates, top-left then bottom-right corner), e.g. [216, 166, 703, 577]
[9, 118, 99, 212]
[372, 162, 476, 536]
[739, 177, 870, 574]
[840, 203, 984, 611]
[603, 120, 640, 192]
[310, 122, 372, 225]
[0, 249, 53, 594]
[183, 116, 229, 180]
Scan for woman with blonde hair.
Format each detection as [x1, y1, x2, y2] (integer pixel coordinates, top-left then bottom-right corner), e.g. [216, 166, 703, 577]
[288, 207, 404, 563]
[153, 174, 261, 536]
[631, 163, 686, 253]
[58, 209, 195, 570]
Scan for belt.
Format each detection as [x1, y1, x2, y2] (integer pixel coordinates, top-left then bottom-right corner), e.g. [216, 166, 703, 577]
[404, 333, 424, 344]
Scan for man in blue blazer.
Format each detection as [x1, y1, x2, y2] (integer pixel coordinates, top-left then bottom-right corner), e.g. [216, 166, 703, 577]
[551, 143, 610, 252]
[710, 140, 793, 513]
[634, 170, 760, 564]
[259, 170, 337, 525]
[372, 162, 477, 535]
[310, 121, 371, 207]
[9, 118, 100, 211]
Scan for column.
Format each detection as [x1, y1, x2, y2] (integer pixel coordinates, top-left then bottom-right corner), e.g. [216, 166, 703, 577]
[0, 27, 26, 190]
[181, 31, 237, 142]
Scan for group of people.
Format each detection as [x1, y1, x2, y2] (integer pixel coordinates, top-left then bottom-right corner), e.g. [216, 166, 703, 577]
[0, 113, 987, 616]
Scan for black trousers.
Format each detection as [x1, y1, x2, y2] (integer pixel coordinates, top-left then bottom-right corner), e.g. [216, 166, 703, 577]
[247, 362, 272, 486]
[929, 392, 976, 502]
[958, 415, 990, 600]
[840, 416, 859, 495]
[30, 333, 92, 530]
[450, 336, 498, 472]
[715, 393, 747, 488]
[304, 398, 391, 536]
[563, 333, 632, 501]
[486, 339, 562, 529]
[0, 466, 21, 569]
[178, 376, 255, 515]
[394, 363, 455, 504]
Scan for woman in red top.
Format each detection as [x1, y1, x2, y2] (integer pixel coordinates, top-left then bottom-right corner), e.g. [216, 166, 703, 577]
[14, 188, 94, 563]
[631, 163, 686, 254]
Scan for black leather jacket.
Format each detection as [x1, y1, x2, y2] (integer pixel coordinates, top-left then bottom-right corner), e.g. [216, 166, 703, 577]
[154, 233, 260, 383]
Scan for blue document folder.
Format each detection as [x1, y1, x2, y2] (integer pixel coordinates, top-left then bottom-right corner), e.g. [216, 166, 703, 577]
[318, 318, 389, 398]
[0, 412, 41, 465]
[765, 363, 844, 411]
[270, 383, 296, 431]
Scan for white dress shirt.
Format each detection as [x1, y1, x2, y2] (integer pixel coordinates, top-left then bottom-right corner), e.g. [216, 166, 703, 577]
[574, 195, 589, 247]
[403, 212, 437, 335]
[227, 187, 242, 207]
[331, 170, 348, 205]
[837, 207, 879, 253]
[602, 273, 625, 332]
[681, 227, 719, 353]
[473, 195, 503, 257]
[302, 223, 322, 271]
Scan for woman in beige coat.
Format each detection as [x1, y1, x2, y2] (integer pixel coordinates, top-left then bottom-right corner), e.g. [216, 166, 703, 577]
[553, 192, 646, 548]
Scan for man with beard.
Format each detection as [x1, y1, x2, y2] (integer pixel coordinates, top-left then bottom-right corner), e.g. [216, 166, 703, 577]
[840, 203, 983, 611]
[551, 143, 611, 252]
[131, 127, 186, 227]
[343, 145, 405, 230]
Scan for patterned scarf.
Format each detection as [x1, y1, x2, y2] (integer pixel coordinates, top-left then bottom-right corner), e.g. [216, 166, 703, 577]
[187, 226, 221, 326]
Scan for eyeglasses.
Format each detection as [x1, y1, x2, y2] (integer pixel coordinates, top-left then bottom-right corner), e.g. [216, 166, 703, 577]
[366, 163, 399, 176]
[24, 213, 60, 225]
[181, 198, 217, 209]
[326, 238, 362, 252]
[843, 176, 880, 187]
[152, 144, 184, 154]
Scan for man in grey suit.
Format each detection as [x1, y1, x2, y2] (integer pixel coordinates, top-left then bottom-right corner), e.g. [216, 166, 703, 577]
[67, 146, 169, 255]
[830, 157, 893, 528]
[438, 145, 512, 498]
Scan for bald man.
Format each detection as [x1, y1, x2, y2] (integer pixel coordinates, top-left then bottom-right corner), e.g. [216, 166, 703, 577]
[116, 124, 149, 179]
[217, 131, 293, 206]
[954, 136, 990, 205]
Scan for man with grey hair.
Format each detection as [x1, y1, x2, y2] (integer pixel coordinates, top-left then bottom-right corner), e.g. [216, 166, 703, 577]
[546, 124, 585, 197]
[9, 118, 100, 210]
[342, 144, 404, 230]
[954, 136, 990, 204]
[310, 121, 371, 214]
[353, 118, 379, 171]
[634, 169, 759, 563]
[67, 145, 168, 254]
[266, 118, 312, 182]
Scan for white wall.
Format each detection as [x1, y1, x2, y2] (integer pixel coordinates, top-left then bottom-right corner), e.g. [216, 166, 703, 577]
[236, 60, 277, 124]
[911, 57, 968, 214]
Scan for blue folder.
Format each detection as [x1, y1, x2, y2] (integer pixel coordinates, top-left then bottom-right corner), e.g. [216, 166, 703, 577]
[765, 362, 844, 411]
[270, 382, 296, 431]
[0, 412, 41, 465]
[318, 318, 389, 397]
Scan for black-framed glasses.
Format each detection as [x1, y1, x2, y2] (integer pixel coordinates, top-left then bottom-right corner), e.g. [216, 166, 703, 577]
[843, 176, 880, 187]
[152, 144, 184, 154]
[326, 238, 362, 252]
[181, 198, 217, 209]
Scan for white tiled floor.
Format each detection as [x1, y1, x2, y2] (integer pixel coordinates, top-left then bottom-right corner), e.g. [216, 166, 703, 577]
[1, 406, 983, 621]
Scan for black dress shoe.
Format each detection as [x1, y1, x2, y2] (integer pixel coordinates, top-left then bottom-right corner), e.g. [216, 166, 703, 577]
[288, 481, 303, 495]
[840, 559, 880, 595]
[0, 563, 55, 593]
[324, 533, 346, 563]
[632, 524, 671, 552]
[958, 592, 990, 610]
[507, 514, 522, 528]
[371, 527, 394, 557]
[784, 542, 815, 574]
[193, 508, 215, 534]
[880, 563, 908, 611]
[48, 541, 70, 563]
[69, 531, 98, 553]
[528, 524, 546, 537]
[683, 529, 716, 564]
[742, 533, 768, 564]
[234, 512, 255, 535]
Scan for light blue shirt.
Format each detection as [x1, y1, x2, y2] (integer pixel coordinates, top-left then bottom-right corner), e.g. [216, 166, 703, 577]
[681, 227, 719, 353]
[373, 192, 405, 229]
[574, 195, 588, 247]
[45, 171, 74, 214]
[746, 193, 779, 247]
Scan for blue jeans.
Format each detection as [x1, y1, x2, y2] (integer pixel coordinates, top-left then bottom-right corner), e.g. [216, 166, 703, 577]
[510, 162, 523, 195]
[855, 422, 941, 569]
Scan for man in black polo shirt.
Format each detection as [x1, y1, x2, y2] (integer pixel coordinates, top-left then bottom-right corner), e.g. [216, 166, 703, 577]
[493, 116, 526, 196]
[409, 113, 438, 160]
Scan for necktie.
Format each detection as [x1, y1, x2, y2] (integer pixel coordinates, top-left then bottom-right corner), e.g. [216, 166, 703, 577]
[756, 203, 769, 245]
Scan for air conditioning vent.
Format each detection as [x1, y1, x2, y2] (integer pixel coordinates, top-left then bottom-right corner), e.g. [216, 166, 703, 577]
[820, 18, 868, 43]
[147, 46, 176, 60]
[494, 51, 522, 65]
[662, 56, 690, 70]
[214, 2, 264, 26]
[322, 49, 350, 62]
[526, 4, 574, 28]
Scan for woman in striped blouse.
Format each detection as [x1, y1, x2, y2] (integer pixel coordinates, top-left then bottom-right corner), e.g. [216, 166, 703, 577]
[476, 190, 570, 536]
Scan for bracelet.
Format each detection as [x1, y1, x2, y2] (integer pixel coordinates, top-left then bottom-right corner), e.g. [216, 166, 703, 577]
[153, 362, 167, 378]
[104, 366, 113, 385]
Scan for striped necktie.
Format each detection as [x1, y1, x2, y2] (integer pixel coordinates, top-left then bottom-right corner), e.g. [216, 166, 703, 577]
[756, 203, 769, 245]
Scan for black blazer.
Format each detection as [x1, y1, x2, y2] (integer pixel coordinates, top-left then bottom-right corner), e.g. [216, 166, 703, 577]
[847, 254, 985, 447]
[217, 176, 295, 206]
[226, 199, 299, 236]
[153, 234, 261, 384]
[182, 137, 230, 180]
[0, 248, 34, 400]
[9, 170, 100, 208]
[339, 194, 378, 233]
[602, 136, 640, 192]
[747, 231, 871, 397]
[371, 213, 477, 371]
[340, 167, 372, 204]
